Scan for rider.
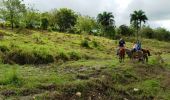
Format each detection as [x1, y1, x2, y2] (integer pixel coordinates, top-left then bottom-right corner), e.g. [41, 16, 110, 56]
[136, 40, 142, 51]
[117, 38, 126, 55]
[132, 40, 142, 52]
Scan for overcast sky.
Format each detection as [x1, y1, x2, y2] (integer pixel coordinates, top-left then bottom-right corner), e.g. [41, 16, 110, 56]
[24, 0, 170, 30]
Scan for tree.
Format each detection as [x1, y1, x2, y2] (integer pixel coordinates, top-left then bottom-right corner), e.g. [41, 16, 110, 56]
[140, 26, 154, 39]
[54, 8, 77, 32]
[130, 10, 148, 40]
[0, 0, 26, 29]
[24, 8, 41, 29]
[75, 15, 97, 34]
[118, 25, 132, 36]
[41, 17, 48, 30]
[154, 28, 170, 41]
[97, 12, 115, 38]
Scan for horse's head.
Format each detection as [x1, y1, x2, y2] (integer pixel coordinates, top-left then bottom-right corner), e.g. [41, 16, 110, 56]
[125, 48, 132, 58]
[142, 49, 151, 56]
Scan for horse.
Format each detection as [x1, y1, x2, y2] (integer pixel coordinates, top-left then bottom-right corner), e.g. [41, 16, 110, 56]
[125, 48, 151, 63]
[125, 48, 133, 59]
[141, 49, 151, 62]
[132, 50, 144, 62]
[118, 48, 125, 63]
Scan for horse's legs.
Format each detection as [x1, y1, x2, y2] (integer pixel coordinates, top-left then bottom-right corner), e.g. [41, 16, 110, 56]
[146, 56, 148, 62]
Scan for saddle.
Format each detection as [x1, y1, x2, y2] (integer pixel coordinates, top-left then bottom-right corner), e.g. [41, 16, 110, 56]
[132, 50, 143, 58]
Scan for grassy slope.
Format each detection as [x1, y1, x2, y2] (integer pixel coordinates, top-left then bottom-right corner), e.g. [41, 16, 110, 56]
[0, 29, 169, 100]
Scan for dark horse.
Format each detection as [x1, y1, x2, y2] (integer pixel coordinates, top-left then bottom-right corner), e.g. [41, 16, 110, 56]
[141, 49, 151, 62]
[125, 48, 151, 62]
[118, 48, 125, 63]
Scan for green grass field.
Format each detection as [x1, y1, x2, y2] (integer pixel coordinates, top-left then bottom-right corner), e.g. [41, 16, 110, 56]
[0, 29, 169, 100]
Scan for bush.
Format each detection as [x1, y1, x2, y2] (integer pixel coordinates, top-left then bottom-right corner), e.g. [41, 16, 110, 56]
[0, 66, 22, 85]
[41, 17, 49, 30]
[56, 52, 69, 61]
[140, 27, 154, 39]
[0, 45, 9, 53]
[47, 27, 53, 32]
[69, 51, 81, 60]
[153, 28, 170, 41]
[81, 39, 90, 48]
[4, 48, 54, 65]
[92, 40, 99, 47]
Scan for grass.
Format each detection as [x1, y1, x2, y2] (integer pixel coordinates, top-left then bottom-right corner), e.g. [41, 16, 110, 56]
[0, 29, 169, 99]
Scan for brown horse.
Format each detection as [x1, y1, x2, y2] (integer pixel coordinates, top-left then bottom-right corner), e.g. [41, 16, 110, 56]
[125, 48, 151, 63]
[132, 50, 144, 62]
[141, 49, 151, 62]
[118, 48, 125, 63]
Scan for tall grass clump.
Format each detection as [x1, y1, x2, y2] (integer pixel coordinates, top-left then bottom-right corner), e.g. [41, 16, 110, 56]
[56, 51, 69, 62]
[0, 65, 22, 85]
[69, 51, 81, 60]
[81, 39, 90, 48]
[92, 40, 99, 48]
[4, 45, 54, 65]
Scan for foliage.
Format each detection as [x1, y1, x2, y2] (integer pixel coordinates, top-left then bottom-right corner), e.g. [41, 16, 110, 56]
[54, 8, 77, 32]
[41, 17, 49, 30]
[130, 10, 148, 40]
[97, 11, 115, 38]
[75, 15, 97, 34]
[0, 65, 21, 85]
[24, 8, 41, 29]
[118, 24, 132, 36]
[140, 26, 154, 39]
[0, 0, 26, 29]
[154, 27, 170, 41]
[81, 39, 90, 48]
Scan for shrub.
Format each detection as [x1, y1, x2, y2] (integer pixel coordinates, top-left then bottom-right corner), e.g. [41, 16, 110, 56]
[0, 45, 9, 53]
[4, 48, 54, 65]
[47, 27, 53, 32]
[56, 52, 69, 61]
[69, 51, 81, 60]
[33, 50, 54, 64]
[92, 40, 99, 47]
[81, 39, 90, 48]
[41, 17, 49, 30]
[0, 66, 22, 85]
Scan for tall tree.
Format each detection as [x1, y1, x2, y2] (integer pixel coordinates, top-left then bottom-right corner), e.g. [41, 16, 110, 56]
[0, 0, 26, 29]
[24, 8, 41, 29]
[130, 10, 148, 40]
[97, 12, 115, 38]
[118, 24, 131, 36]
[54, 8, 77, 32]
[75, 15, 97, 34]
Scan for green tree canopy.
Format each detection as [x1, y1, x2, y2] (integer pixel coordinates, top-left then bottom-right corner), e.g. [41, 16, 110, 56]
[75, 15, 97, 34]
[0, 0, 26, 29]
[54, 8, 77, 32]
[130, 10, 148, 40]
[24, 8, 41, 29]
[118, 24, 132, 36]
[97, 12, 115, 38]
[140, 26, 154, 39]
[154, 27, 170, 41]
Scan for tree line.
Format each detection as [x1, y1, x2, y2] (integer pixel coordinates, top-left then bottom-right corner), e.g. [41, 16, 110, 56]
[0, 0, 169, 41]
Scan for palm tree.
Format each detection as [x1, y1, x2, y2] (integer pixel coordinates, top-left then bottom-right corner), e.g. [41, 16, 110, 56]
[97, 12, 115, 37]
[130, 10, 148, 40]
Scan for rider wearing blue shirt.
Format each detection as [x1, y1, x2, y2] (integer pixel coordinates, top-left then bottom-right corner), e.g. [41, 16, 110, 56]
[132, 40, 142, 52]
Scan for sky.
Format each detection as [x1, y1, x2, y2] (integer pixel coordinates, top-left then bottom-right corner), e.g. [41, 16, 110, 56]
[24, 0, 170, 30]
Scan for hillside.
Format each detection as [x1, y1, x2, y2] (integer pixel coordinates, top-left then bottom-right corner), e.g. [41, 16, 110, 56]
[0, 29, 170, 100]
